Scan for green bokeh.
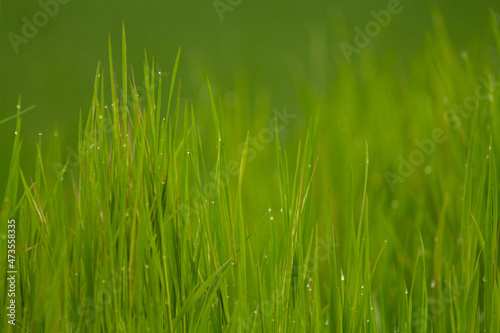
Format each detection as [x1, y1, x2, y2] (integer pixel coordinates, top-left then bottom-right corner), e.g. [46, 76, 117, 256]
[0, 0, 499, 194]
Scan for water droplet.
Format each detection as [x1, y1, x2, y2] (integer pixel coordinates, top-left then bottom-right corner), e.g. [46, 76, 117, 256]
[309, 277, 312, 282]
[340, 272, 345, 281]
[325, 319, 329, 325]
[488, 94, 494, 102]
[308, 288, 312, 292]
[268, 208, 272, 212]
[187, 150, 190, 154]
[102, 280, 106, 284]
[431, 280, 436, 288]
[99, 115, 103, 119]
[306, 284, 310, 288]
[483, 276, 486, 282]
[405, 289, 408, 294]
[424, 166, 432, 175]
[38, 132, 42, 136]
[14, 131, 18, 135]
[270, 216, 274, 220]
[54, 132, 58, 137]
[461, 51, 468, 59]
[280, 208, 283, 212]
[145, 265, 149, 269]
[367, 319, 370, 323]
[361, 285, 364, 289]
[308, 164, 311, 168]
[264, 254, 268, 259]
[158, 71, 162, 75]
[75, 272, 78, 276]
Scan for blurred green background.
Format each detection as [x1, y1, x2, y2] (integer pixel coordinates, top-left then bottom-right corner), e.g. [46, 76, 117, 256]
[0, 0, 499, 197]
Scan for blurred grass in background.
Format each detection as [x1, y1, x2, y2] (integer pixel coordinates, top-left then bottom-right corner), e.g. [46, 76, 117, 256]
[1, 0, 499, 195]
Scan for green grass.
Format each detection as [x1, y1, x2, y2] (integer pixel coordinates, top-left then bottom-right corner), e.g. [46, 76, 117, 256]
[1, 13, 500, 332]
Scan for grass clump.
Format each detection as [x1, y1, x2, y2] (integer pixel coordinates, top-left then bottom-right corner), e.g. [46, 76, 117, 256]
[1, 15, 500, 333]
